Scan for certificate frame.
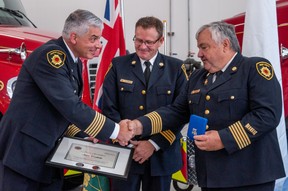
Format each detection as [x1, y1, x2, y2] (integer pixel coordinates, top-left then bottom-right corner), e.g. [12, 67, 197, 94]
[46, 136, 134, 179]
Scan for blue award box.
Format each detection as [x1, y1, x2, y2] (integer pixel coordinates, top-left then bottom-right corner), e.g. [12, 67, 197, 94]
[187, 115, 208, 140]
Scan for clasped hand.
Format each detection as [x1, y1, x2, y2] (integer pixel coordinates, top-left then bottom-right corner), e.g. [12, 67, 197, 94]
[116, 119, 143, 146]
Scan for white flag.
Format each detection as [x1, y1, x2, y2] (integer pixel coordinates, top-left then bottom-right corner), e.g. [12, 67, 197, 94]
[242, 0, 288, 190]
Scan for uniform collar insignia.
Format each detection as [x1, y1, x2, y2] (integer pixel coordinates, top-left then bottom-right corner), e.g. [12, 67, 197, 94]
[131, 60, 137, 65]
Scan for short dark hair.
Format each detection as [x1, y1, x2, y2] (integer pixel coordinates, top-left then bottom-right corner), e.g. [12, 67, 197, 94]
[135, 16, 163, 38]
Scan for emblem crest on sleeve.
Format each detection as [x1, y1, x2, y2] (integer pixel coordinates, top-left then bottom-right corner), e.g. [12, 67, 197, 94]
[47, 50, 66, 68]
[256, 61, 274, 80]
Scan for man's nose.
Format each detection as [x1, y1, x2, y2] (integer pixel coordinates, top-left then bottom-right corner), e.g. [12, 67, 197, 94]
[197, 50, 203, 58]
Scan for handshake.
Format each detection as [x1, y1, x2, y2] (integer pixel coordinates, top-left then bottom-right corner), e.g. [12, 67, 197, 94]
[116, 119, 143, 146]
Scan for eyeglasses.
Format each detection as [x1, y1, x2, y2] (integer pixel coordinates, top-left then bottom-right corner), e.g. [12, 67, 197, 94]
[133, 36, 161, 47]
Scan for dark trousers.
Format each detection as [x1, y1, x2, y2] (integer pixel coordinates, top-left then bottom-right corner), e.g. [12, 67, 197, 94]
[201, 181, 275, 191]
[111, 162, 171, 191]
[0, 161, 63, 191]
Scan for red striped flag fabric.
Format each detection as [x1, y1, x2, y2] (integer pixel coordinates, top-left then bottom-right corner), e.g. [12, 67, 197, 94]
[83, 1, 126, 190]
[93, 0, 126, 112]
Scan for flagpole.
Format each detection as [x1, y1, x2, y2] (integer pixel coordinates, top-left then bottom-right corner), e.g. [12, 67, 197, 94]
[163, 20, 167, 55]
[86, 0, 127, 189]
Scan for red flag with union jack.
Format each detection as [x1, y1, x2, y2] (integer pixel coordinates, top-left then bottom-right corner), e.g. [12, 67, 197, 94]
[84, 2, 126, 190]
[93, 0, 126, 112]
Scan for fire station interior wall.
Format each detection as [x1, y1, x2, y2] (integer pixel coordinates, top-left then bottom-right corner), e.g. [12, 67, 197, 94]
[20, 0, 247, 61]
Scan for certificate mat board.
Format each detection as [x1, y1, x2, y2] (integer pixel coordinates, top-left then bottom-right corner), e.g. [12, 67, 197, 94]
[46, 137, 133, 179]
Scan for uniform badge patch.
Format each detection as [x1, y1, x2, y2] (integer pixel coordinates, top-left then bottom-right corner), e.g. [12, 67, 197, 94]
[256, 61, 274, 80]
[47, 50, 66, 68]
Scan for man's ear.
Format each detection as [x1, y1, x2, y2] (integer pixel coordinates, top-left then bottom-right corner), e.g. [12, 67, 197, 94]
[159, 36, 164, 44]
[222, 38, 230, 52]
[70, 33, 77, 44]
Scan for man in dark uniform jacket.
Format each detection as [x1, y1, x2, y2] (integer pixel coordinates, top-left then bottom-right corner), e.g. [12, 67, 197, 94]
[130, 21, 285, 191]
[0, 9, 133, 191]
[101, 16, 188, 191]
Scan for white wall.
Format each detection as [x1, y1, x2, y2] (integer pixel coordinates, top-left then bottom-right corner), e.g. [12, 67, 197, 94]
[21, 0, 247, 61]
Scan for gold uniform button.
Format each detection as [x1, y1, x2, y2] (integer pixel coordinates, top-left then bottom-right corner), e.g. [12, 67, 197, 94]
[142, 90, 146, 95]
[206, 95, 211, 100]
[206, 125, 209, 130]
[167, 90, 171, 95]
[120, 87, 124, 91]
[139, 105, 144, 110]
[205, 109, 210, 115]
[189, 100, 192, 104]
[230, 96, 235, 100]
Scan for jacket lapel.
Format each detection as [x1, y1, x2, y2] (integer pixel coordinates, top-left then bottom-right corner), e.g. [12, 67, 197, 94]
[147, 54, 165, 89]
[57, 37, 83, 95]
[131, 55, 146, 85]
[208, 53, 243, 90]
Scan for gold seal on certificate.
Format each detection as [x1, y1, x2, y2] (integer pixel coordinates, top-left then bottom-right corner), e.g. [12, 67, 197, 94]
[46, 137, 133, 179]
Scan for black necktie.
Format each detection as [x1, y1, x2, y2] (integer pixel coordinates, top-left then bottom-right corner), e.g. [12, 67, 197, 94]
[205, 73, 214, 87]
[214, 71, 222, 83]
[206, 71, 222, 87]
[144, 61, 151, 84]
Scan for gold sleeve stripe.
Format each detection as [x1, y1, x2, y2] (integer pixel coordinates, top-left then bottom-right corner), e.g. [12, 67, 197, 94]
[160, 130, 176, 145]
[244, 123, 257, 135]
[145, 111, 162, 134]
[65, 124, 81, 137]
[229, 121, 251, 149]
[84, 112, 106, 137]
[232, 121, 250, 148]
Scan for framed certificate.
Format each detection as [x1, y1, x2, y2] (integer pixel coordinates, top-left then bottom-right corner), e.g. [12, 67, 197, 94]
[46, 136, 134, 179]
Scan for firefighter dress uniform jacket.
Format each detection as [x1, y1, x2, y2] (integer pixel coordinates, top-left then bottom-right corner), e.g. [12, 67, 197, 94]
[0, 37, 116, 184]
[137, 53, 286, 188]
[102, 53, 188, 177]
